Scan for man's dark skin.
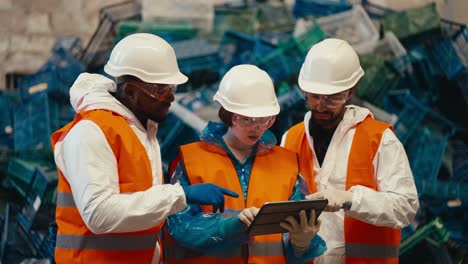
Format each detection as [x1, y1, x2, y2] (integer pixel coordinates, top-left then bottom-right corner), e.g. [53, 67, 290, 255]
[112, 75, 175, 128]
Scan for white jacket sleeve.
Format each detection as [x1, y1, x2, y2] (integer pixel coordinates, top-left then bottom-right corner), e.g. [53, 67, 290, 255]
[346, 129, 420, 228]
[280, 131, 289, 147]
[55, 120, 187, 234]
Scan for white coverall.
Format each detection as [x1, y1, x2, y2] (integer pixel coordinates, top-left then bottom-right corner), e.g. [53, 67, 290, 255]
[54, 73, 187, 263]
[281, 105, 419, 264]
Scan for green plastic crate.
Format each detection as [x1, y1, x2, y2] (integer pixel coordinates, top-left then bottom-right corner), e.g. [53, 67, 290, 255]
[381, 3, 442, 43]
[117, 20, 199, 42]
[358, 55, 401, 107]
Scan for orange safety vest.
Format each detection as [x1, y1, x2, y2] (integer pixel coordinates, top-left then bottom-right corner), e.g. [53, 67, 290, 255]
[164, 142, 299, 264]
[51, 110, 164, 264]
[284, 116, 401, 264]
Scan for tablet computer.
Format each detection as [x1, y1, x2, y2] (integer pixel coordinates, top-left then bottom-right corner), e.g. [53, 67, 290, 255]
[247, 199, 328, 236]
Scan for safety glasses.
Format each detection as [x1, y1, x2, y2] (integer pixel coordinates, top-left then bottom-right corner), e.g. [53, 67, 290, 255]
[127, 80, 177, 101]
[232, 114, 275, 128]
[306, 90, 350, 109]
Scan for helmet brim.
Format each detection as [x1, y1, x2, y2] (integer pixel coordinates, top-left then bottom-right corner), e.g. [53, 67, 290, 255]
[104, 64, 188, 85]
[298, 67, 364, 95]
[216, 101, 280, 118]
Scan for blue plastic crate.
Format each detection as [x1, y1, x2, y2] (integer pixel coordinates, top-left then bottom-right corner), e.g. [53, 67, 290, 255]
[18, 68, 66, 101]
[253, 38, 278, 59]
[0, 203, 12, 263]
[219, 30, 257, 72]
[317, 5, 379, 54]
[52, 36, 83, 57]
[452, 140, 468, 183]
[416, 179, 467, 203]
[256, 35, 310, 83]
[13, 93, 52, 153]
[293, 0, 352, 18]
[178, 86, 217, 112]
[255, 1, 295, 33]
[49, 98, 75, 132]
[424, 21, 467, 80]
[358, 54, 401, 107]
[173, 38, 222, 74]
[362, 0, 465, 78]
[361, 0, 393, 19]
[256, 46, 303, 83]
[36, 231, 55, 261]
[401, 225, 415, 241]
[213, 6, 255, 41]
[405, 47, 440, 101]
[44, 47, 85, 86]
[406, 127, 451, 181]
[17, 167, 57, 233]
[156, 112, 201, 178]
[255, 31, 291, 46]
[19, 47, 84, 102]
[5, 158, 42, 198]
[0, 91, 14, 147]
[384, 91, 455, 181]
[383, 90, 455, 144]
[455, 68, 468, 109]
[425, 37, 467, 80]
[80, 1, 141, 71]
[27, 165, 58, 206]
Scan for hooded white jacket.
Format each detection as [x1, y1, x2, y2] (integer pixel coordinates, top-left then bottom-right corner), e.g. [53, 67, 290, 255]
[54, 73, 186, 262]
[281, 105, 419, 264]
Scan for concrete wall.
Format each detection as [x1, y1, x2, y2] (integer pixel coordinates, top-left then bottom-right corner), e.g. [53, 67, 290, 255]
[0, 0, 137, 88]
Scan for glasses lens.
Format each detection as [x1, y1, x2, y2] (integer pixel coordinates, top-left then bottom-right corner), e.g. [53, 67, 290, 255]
[138, 83, 177, 100]
[234, 115, 274, 127]
[307, 91, 348, 108]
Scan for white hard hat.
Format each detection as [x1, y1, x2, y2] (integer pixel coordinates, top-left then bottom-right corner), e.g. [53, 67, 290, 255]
[104, 33, 188, 85]
[213, 64, 279, 117]
[298, 38, 364, 95]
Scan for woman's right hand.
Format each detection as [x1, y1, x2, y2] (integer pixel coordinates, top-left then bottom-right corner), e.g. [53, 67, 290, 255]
[238, 207, 260, 227]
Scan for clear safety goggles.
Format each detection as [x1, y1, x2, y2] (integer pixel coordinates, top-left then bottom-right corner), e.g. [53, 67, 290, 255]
[306, 90, 349, 109]
[232, 114, 275, 128]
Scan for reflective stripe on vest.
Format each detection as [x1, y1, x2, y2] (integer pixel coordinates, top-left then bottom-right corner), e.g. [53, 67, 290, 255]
[56, 192, 75, 207]
[250, 241, 283, 256]
[164, 241, 283, 260]
[346, 243, 399, 259]
[56, 233, 158, 250]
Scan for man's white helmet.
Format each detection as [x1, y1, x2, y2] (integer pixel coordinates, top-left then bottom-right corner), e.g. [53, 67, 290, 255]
[298, 38, 364, 95]
[104, 33, 188, 85]
[213, 64, 280, 117]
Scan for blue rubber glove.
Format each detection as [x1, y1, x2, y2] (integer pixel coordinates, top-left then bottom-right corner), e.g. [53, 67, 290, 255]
[182, 183, 239, 213]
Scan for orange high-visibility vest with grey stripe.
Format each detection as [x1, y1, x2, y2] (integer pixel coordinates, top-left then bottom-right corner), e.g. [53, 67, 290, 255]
[51, 110, 164, 264]
[284, 116, 401, 264]
[164, 142, 299, 264]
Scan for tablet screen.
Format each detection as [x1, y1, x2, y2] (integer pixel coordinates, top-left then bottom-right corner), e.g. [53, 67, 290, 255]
[247, 199, 328, 236]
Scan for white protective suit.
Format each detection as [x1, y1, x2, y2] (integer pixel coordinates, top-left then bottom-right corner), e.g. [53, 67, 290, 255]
[281, 105, 419, 264]
[53, 73, 187, 263]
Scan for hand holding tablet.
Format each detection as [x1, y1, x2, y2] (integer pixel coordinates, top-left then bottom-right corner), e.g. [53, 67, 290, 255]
[246, 198, 328, 236]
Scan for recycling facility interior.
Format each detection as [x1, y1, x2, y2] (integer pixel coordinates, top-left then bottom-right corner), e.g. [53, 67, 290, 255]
[0, 0, 467, 263]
